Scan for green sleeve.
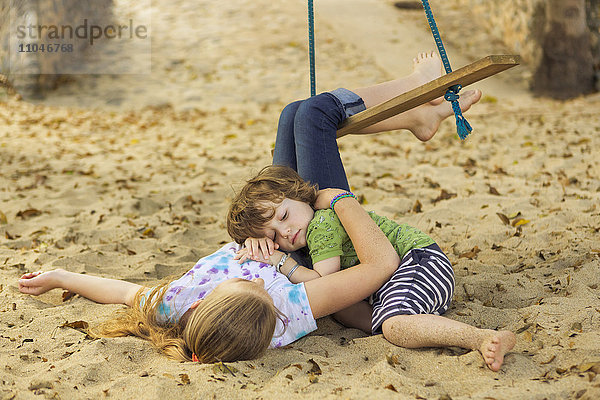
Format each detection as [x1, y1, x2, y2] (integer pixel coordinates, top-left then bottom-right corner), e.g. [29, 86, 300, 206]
[306, 209, 346, 265]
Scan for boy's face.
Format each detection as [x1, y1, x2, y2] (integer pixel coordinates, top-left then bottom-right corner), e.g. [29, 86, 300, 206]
[260, 198, 314, 252]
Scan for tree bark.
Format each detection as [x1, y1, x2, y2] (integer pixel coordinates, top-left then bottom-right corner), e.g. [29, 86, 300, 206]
[532, 0, 595, 99]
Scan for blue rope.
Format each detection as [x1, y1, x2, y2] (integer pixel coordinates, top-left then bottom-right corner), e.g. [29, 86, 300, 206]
[308, 0, 316, 97]
[421, 0, 472, 140]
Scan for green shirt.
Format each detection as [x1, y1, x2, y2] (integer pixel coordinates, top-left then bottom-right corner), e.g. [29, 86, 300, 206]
[306, 209, 435, 269]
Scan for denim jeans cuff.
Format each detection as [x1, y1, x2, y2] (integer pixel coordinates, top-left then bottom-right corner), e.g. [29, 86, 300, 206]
[329, 88, 366, 119]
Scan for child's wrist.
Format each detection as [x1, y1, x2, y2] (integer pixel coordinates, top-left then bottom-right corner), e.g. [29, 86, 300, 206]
[52, 269, 67, 288]
[330, 191, 357, 210]
[277, 256, 298, 278]
[274, 252, 289, 273]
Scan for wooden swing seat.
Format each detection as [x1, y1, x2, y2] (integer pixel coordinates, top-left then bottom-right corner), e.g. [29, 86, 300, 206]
[336, 54, 521, 138]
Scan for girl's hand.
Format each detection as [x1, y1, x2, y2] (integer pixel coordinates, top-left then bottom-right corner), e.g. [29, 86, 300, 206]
[234, 237, 279, 264]
[18, 269, 64, 296]
[314, 188, 347, 210]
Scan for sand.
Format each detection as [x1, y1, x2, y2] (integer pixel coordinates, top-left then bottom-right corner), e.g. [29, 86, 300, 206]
[1, 0, 599, 399]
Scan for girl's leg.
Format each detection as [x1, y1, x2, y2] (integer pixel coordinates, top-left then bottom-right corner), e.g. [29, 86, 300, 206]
[273, 52, 482, 188]
[352, 52, 481, 141]
[382, 314, 516, 372]
[332, 300, 373, 334]
[353, 52, 444, 108]
[272, 100, 303, 170]
[274, 93, 352, 190]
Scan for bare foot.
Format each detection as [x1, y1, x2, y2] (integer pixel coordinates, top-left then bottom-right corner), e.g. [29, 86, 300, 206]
[408, 88, 482, 141]
[412, 52, 445, 106]
[412, 51, 444, 86]
[479, 330, 516, 372]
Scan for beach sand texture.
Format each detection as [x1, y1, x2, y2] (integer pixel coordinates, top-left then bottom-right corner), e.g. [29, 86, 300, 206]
[1, 0, 599, 399]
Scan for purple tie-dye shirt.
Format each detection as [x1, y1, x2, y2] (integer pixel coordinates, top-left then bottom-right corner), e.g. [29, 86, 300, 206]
[147, 242, 317, 348]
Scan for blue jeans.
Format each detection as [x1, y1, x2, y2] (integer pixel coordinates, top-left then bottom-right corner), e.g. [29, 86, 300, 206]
[272, 88, 366, 190]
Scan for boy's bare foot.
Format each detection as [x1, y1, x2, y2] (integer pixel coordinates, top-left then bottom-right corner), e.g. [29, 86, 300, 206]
[479, 330, 516, 372]
[409, 88, 482, 141]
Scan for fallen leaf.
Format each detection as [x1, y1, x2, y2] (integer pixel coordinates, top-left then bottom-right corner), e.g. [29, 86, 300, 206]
[179, 374, 190, 385]
[307, 359, 322, 375]
[488, 185, 501, 195]
[512, 218, 530, 227]
[16, 209, 42, 219]
[496, 213, 510, 225]
[0, 210, 7, 224]
[62, 291, 76, 302]
[386, 353, 400, 366]
[142, 228, 155, 237]
[16, 338, 33, 348]
[515, 323, 532, 334]
[540, 355, 555, 364]
[412, 200, 422, 213]
[493, 166, 508, 175]
[459, 246, 480, 259]
[212, 362, 238, 376]
[432, 189, 456, 204]
[60, 320, 89, 334]
[424, 177, 440, 188]
[384, 384, 398, 392]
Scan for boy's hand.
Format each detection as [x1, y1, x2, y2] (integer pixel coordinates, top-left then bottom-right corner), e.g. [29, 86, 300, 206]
[314, 188, 347, 210]
[234, 237, 279, 264]
[18, 269, 64, 296]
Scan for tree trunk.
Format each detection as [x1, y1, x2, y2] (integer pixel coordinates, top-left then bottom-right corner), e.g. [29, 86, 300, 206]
[532, 0, 595, 99]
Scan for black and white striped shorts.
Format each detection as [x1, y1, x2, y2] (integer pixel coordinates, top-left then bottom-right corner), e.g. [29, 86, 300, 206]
[371, 243, 455, 334]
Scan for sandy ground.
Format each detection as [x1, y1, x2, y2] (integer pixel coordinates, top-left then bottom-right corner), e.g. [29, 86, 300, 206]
[1, 0, 600, 399]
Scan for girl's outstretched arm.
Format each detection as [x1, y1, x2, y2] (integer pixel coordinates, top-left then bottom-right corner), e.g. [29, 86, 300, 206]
[18, 269, 144, 307]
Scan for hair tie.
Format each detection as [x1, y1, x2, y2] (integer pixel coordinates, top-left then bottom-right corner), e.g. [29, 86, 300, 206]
[192, 353, 199, 362]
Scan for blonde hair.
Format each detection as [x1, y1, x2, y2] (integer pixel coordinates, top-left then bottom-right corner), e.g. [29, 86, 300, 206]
[90, 280, 281, 363]
[227, 165, 318, 244]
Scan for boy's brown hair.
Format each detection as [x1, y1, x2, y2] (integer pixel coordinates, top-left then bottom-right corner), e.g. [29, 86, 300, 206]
[227, 165, 318, 244]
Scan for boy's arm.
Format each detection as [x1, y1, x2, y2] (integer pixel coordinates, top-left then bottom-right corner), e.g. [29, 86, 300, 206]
[18, 269, 144, 307]
[265, 250, 321, 283]
[312, 257, 341, 277]
[277, 256, 340, 283]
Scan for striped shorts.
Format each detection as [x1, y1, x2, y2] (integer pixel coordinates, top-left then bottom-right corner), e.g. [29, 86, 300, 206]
[371, 243, 455, 334]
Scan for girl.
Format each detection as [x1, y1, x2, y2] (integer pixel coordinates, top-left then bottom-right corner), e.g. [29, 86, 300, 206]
[227, 53, 515, 371]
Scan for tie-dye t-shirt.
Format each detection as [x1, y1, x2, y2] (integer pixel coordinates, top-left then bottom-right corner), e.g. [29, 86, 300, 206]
[145, 242, 317, 348]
